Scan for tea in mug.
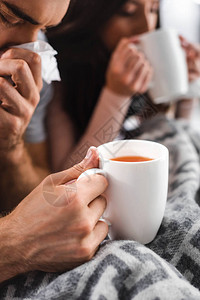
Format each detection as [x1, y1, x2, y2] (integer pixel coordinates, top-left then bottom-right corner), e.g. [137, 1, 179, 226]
[111, 156, 153, 162]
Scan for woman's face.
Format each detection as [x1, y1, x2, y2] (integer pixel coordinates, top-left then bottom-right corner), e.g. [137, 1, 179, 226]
[101, 0, 159, 51]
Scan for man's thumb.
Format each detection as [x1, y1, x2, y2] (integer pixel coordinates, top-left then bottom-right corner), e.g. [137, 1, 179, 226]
[53, 147, 99, 185]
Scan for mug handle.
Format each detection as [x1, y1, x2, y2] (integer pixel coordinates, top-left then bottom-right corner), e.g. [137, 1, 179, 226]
[77, 168, 106, 181]
[77, 168, 112, 226]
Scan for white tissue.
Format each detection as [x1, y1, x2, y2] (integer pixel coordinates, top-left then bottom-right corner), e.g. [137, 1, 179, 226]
[14, 40, 61, 84]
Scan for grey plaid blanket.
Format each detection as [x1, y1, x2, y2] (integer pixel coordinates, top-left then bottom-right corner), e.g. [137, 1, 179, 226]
[1, 115, 200, 299]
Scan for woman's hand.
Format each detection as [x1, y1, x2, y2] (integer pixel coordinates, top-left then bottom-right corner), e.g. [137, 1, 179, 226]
[105, 37, 153, 97]
[180, 36, 200, 82]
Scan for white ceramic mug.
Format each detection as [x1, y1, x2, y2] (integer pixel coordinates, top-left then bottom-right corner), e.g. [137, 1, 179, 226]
[138, 28, 189, 104]
[78, 140, 169, 244]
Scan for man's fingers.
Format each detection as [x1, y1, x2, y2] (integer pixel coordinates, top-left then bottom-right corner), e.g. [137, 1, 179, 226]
[0, 77, 31, 117]
[1, 48, 43, 91]
[52, 147, 100, 185]
[86, 221, 108, 254]
[92, 220, 109, 245]
[76, 174, 108, 205]
[0, 59, 39, 104]
[73, 221, 108, 263]
[88, 195, 107, 225]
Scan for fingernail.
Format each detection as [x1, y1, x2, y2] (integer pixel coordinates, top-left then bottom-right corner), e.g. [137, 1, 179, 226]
[85, 147, 93, 160]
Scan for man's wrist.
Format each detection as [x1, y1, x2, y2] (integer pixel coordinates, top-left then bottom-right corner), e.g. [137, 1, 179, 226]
[0, 141, 26, 166]
[0, 215, 30, 283]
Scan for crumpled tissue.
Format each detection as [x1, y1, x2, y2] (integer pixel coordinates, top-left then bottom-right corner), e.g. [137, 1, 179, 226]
[14, 40, 61, 84]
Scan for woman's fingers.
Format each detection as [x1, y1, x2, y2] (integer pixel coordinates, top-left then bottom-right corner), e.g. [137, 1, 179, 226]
[113, 37, 139, 62]
[112, 38, 130, 61]
[121, 58, 143, 86]
[122, 44, 140, 68]
[121, 50, 152, 93]
[128, 35, 140, 44]
[180, 36, 200, 60]
[140, 68, 153, 94]
[133, 60, 152, 87]
[183, 41, 200, 81]
[106, 37, 152, 96]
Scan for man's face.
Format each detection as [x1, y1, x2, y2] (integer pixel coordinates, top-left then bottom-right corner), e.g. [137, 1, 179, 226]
[0, 0, 70, 49]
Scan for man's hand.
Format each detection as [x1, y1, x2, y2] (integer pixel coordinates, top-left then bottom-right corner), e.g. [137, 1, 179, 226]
[0, 147, 108, 282]
[0, 48, 48, 208]
[0, 48, 42, 152]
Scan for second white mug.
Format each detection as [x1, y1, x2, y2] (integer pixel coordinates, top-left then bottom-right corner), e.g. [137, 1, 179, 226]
[138, 28, 189, 104]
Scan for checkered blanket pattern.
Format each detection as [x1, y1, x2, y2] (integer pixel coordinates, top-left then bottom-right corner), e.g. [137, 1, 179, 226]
[1, 116, 200, 299]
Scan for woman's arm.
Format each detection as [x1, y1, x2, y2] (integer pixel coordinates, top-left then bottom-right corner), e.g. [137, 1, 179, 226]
[47, 83, 131, 171]
[62, 87, 132, 169]
[48, 38, 153, 171]
[175, 38, 200, 120]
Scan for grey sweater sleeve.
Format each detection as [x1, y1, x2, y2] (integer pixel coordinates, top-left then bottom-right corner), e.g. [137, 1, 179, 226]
[24, 81, 53, 143]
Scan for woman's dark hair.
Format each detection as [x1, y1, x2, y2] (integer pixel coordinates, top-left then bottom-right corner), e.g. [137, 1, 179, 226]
[48, 0, 161, 139]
